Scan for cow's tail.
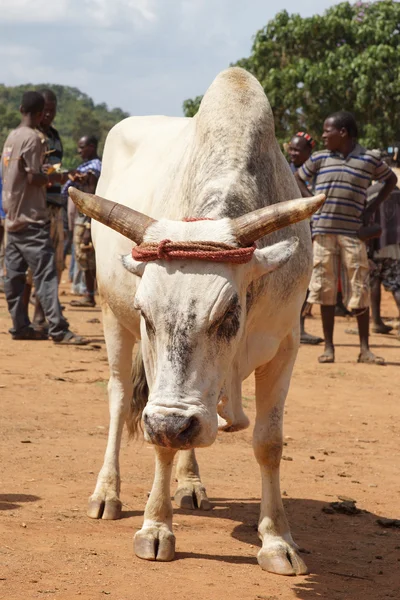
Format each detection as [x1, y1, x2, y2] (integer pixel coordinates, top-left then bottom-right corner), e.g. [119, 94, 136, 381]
[126, 343, 149, 438]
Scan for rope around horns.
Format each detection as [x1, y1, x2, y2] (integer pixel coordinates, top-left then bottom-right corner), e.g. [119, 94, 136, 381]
[131, 239, 256, 264]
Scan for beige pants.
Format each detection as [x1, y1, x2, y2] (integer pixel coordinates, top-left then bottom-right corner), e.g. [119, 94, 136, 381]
[308, 234, 370, 309]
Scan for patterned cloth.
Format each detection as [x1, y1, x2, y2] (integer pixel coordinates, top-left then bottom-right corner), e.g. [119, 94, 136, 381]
[73, 223, 96, 272]
[308, 233, 370, 309]
[298, 144, 392, 236]
[369, 258, 400, 293]
[61, 158, 102, 204]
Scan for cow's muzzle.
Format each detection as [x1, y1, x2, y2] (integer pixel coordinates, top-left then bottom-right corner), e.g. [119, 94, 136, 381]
[143, 413, 201, 449]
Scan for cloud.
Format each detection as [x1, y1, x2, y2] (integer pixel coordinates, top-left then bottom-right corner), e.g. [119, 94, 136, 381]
[0, 0, 157, 26]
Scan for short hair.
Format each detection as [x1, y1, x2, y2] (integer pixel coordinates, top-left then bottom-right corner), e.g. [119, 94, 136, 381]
[328, 111, 358, 139]
[39, 88, 57, 103]
[21, 91, 45, 115]
[82, 135, 99, 148]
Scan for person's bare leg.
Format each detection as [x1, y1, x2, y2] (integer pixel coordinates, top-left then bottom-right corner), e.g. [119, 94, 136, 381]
[318, 305, 335, 363]
[356, 308, 385, 364]
[84, 268, 96, 306]
[370, 278, 392, 333]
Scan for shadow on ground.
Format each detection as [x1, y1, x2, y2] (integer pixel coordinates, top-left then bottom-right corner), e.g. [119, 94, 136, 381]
[174, 497, 399, 600]
[0, 493, 40, 511]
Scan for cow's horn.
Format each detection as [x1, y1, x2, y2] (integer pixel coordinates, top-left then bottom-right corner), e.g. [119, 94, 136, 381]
[232, 194, 326, 246]
[68, 188, 156, 245]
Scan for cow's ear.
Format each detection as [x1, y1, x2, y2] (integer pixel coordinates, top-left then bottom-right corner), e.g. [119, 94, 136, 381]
[250, 237, 299, 280]
[120, 254, 146, 277]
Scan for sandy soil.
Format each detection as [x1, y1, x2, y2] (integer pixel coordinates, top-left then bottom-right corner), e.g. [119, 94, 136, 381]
[0, 281, 399, 600]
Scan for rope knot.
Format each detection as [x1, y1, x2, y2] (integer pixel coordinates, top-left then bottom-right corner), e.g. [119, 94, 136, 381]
[157, 239, 172, 260]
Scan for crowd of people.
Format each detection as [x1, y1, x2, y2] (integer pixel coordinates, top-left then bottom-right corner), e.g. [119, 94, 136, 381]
[0, 89, 102, 344]
[0, 93, 399, 366]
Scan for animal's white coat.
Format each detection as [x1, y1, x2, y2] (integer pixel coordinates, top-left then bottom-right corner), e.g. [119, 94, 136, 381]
[89, 68, 311, 574]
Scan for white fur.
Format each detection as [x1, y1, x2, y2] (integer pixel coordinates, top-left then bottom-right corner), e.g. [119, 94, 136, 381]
[88, 67, 311, 574]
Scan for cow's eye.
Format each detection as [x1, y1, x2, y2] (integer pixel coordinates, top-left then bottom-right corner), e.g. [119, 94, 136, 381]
[210, 303, 241, 341]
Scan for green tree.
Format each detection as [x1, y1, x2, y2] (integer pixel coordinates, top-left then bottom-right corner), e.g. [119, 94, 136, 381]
[0, 84, 129, 169]
[183, 1, 400, 149]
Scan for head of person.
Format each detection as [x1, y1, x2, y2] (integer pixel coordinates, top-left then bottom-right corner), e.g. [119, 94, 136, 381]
[20, 91, 45, 128]
[39, 89, 57, 129]
[322, 111, 358, 153]
[78, 135, 98, 161]
[288, 132, 316, 168]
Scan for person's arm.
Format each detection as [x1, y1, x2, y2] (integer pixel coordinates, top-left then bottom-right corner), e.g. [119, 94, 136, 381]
[363, 170, 397, 224]
[22, 136, 48, 187]
[294, 172, 312, 198]
[26, 171, 48, 187]
[294, 155, 318, 198]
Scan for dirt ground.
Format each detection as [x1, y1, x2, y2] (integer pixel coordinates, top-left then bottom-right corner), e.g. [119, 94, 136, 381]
[0, 278, 399, 600]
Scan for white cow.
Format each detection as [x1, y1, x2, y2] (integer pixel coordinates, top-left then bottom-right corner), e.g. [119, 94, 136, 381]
[69, 67, 324, 575]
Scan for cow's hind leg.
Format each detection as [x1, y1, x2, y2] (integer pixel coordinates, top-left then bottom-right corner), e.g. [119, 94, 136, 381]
[134, 446, 177, 561]
[254, 332, 308, 576]
[174, 449, 211, 510]
[88, 304, 135, 520]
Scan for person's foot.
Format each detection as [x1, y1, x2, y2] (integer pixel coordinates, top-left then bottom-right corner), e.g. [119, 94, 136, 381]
[371, 323, 393, 334]
[300, 332, 324, 345]
[11, 326, 48, 341]
[70, 298, 96, 308]
[318, 347, 335, 363]
[357, 350, 385, 365]
[52, 330, 90, 345]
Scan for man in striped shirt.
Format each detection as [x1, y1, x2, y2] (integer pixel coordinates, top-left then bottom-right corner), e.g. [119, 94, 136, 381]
[295, 111, 397, 364]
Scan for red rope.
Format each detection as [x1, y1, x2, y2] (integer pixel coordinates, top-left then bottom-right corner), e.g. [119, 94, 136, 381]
[132, 240, 256, 264]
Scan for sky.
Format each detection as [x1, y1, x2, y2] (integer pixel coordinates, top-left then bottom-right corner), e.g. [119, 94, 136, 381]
[0, 0, 344, 117]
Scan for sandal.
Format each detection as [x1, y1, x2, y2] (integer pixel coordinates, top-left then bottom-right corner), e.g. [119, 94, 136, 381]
[53, 330, 90, 346]
[371, 324, 393, 335]
[318, 350, 335, 364]
[70, 299, 96, 308]
[12, 326, 48, 341]
[300, 333, 324, 345]
[357, 352, 385, 365]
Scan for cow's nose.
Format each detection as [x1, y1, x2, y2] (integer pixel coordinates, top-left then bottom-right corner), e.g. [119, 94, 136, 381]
[143, 413, 200, 448]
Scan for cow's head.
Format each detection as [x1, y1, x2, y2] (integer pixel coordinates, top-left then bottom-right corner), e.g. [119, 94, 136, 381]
[69, 188, 324, 449]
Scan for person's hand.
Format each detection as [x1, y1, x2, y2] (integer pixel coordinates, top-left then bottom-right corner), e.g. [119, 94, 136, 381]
[68, 170, 87, 182]
[82, 227, 92, 248]
[362, 208, 373, 226]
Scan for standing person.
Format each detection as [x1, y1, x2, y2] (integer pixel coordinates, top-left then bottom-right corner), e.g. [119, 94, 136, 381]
[29, 89, 74, 328]
[1, 91, 87, 344]
[295, 111, 397, 364]
[288, 132, 323, 345]
[62, 136, 101, 307]
[0, 174, 5, 292]
[368, 169, 400, 335]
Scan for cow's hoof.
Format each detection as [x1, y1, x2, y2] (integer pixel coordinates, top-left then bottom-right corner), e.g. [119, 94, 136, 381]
[174, 483, 212, 511]
[257, 542, 308, 576]
[87, 497, 122, 520]
[134, 527, 176, 561]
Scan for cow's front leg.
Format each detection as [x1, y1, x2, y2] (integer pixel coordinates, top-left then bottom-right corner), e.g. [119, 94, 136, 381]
[88, 305, 135, 520]
[253, 333, 308, 576]
[135, 446, 177, 561]
[174, 449, 211, 510]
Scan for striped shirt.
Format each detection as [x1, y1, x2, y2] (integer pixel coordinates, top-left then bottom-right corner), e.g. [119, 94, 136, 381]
[298, 144, 392, 236]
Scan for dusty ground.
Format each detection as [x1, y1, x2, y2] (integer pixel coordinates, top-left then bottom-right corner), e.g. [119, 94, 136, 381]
[0, 280, 399, 600]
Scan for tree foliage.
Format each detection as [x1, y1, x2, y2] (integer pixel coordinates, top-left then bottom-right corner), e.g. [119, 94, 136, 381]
[0, 84, 129, 169]
[183, 1, 400, 149]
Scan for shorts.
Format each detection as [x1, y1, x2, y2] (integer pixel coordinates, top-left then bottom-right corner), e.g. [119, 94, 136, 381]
[370, 258, 400, 293]
[73, 223, 96, 272]
[308, 234, 369, 309]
